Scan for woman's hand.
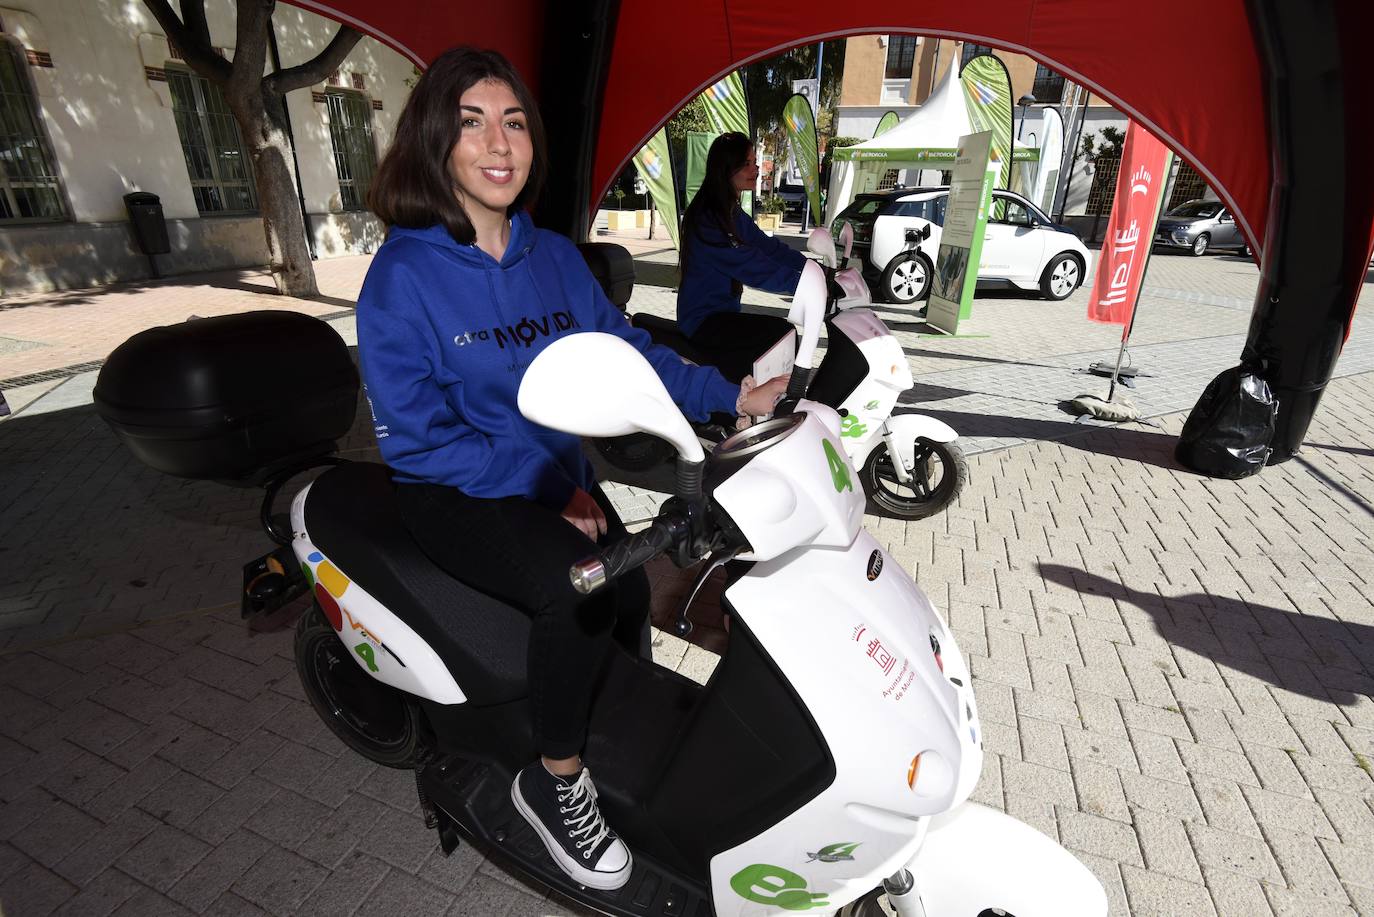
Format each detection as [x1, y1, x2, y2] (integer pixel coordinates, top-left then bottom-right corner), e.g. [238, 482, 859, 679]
[740, 374, 790, 417]
[561, 487, 608, 541]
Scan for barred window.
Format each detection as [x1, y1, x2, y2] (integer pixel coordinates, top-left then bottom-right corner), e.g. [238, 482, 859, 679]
[0, 39, 66, 222]
[166, 67, 257, 214]
[884, 36, 919, 80]
[1031, 64, 1065, 103]
[326, 90, 377, 212]
[960, 43, 995, 69]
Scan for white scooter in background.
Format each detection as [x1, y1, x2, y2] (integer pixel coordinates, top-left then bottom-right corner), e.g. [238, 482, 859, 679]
[603, 224, 967, 520]
[797, 223, 965, 520]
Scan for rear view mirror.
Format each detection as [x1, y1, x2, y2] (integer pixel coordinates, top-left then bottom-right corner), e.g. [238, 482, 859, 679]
[807, 227, 838, 268]
[788, 261, 827, 370]
[518, 333, 704, 463]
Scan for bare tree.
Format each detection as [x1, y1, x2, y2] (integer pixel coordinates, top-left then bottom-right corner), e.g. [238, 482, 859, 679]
[143, 0, 361, 297]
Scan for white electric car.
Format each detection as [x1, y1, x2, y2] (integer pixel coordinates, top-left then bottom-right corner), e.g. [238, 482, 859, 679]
[831, 187, 1093, 304]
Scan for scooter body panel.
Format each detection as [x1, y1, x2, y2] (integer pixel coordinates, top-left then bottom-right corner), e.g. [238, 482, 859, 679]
[707, 526, 981, 916]
[290, 484, 467, 704]
[827, 309, 915, 465]
[712, 405, 865, 562]
[908, 802, 1109, 917]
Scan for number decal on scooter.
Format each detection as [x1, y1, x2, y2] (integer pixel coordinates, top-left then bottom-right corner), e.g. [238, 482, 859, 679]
[354, 642, 379, 673]
[729, 864, 830, 911]
[822, 440, 853, 493]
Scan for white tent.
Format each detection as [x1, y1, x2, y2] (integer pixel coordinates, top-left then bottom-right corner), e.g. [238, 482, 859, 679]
[824, 66, 1040, 225]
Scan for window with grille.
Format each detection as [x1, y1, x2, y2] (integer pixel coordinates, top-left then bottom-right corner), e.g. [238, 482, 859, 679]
[0, 40, 66, 222]
[166, 67, 257, 214]
[960, 43, 995, 69]
[885, 36, 919, 79]
[1167, 160, 1209, 211]
[1031, 64, 1065, 104]
[1085, 154, 1122, 216]
[326, 90, 378, 212]
[877, 168, 901, 191]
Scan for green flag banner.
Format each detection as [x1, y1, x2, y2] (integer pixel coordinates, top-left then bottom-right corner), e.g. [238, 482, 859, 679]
[700, 73, 748, 136]
[633, 127, 679, 249]
[873, 110, 900, 138]
[782, 93, 821, 222]
[684, 131, 713, 209]
[698, 73, 752, 211]
[960, 54, 1014, 195]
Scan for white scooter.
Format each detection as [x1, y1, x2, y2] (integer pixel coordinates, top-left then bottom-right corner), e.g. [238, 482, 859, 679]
[96, 268, 1104, 916]
[796, 223, 964, 520]
[279, 266, 1104, 916]
[603, 225, 965, 520]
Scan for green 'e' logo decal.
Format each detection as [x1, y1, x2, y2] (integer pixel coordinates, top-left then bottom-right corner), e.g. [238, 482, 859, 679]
[354, 643, 378, 672]
[729, 864, 830, 911]
[823, 439, 853, 493]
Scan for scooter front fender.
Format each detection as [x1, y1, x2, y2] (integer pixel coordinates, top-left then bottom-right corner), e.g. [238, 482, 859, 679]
[852, 413, 959, 472]
[905, 802, 1108, 917]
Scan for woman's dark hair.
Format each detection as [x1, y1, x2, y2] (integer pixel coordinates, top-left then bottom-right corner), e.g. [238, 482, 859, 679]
[368, 47, 547, 243]
[680, 131, 752, 283]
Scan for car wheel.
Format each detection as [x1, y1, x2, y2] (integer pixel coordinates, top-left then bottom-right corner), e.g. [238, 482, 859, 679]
[1039, 253, 1082, 301]
[1191, 233, 1211, 256]
[881, 250, 933, 304]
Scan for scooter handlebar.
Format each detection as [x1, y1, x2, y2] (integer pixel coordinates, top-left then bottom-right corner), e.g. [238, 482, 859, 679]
[570, 516, 682, 595]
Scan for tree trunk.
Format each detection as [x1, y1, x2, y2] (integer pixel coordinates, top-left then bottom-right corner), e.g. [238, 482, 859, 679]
[237, 91, 317, 297]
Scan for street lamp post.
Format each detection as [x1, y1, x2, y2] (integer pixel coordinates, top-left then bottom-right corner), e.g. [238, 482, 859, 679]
[1016, 93, 1036, 141]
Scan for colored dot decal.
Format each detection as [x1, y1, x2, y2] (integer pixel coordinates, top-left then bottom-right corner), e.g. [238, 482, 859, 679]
[315, 560, 350, 598]
[308, 552, 323, 563]
[314, 583, 342, 631]
[301, 562, 315, 589]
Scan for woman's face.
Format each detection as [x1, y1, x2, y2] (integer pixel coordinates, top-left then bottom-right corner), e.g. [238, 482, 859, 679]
[447, 79, 533, 222]
[731, 146, 759, 193]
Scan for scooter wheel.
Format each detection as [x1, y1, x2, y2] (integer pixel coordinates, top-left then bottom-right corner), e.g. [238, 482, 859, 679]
[861, 438, 967, 520]
[295, 605, 422, 768]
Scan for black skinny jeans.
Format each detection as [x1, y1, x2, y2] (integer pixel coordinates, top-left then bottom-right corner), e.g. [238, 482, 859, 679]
[395, 482, 649, 760]
[688, 311, 797, 384]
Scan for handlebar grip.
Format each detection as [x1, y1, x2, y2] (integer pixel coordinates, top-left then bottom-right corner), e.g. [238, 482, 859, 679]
[570, 520, 677, 595]
[784, 365, 813, 402]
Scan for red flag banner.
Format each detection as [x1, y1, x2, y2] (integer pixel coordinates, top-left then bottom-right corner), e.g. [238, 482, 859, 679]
[1087, 122, 1174, 330]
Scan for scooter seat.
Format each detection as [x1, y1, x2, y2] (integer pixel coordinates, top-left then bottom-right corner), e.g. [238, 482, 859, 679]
[630, 313, 712, 366]
[303, 462, 530, 704]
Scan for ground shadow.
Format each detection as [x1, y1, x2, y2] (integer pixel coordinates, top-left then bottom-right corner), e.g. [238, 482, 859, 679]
[0, 269, 358, 312]
[1305, 442, 1374, 459]
[1037, 563, 1374, 706]
[900, 406, 1185, 470]
[1294, 456, 1374, 519]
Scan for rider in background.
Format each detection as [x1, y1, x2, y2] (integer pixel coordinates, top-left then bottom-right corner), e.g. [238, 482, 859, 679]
[677, 132, 808, 383]
[357, 48, 786, 892]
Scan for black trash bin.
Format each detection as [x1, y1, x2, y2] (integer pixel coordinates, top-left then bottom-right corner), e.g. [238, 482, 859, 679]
[123, 191, 170, 277]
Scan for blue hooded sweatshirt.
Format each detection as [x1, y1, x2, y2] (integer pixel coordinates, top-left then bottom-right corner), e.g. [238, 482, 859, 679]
[676, 206, 808, 337]
[357, 212, 740, 510]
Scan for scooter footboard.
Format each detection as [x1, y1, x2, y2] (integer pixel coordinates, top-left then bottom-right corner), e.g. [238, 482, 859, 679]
[907, 803, 1107, 917]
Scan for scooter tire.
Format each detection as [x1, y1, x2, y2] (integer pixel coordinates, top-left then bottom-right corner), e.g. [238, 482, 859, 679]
[295, 605, 422, 769]
[861, 438, 967, 521]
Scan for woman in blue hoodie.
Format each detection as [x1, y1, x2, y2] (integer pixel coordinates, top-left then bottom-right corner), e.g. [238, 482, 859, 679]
[677, 132, 809, 383]
[357, 48, 784, 891]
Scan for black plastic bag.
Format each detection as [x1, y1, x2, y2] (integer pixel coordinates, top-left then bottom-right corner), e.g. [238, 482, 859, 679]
[1175, 366, 1277, 478]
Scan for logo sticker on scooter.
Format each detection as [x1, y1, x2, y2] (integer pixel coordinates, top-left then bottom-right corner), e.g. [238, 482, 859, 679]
[354, 642, 379, 673]
[866, 551, 883, 581]
[806, 842, 861, 863]
[822, 440, 853, 493]
[865, 399, 880, 410]
[840, 415, 868, 439]
[729, 864, 829, 911]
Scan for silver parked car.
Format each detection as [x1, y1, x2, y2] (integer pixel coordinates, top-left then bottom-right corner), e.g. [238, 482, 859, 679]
[1153, 199, 1250, 256]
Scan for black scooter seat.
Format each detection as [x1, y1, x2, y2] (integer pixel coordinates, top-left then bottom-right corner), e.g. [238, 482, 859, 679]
[630, 314, 712, 367]
[303, 462, 531, 704]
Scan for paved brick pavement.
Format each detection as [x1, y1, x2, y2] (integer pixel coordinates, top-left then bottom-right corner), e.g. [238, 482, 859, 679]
[1, 239, 1372, 916]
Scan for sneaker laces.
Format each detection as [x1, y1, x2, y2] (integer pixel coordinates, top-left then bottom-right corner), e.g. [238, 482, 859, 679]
[557, 768, 612, 854]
